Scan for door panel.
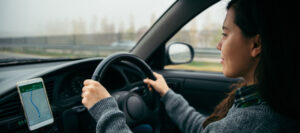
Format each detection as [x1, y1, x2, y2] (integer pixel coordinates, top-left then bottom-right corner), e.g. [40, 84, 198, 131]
[157, 70, 240, 116]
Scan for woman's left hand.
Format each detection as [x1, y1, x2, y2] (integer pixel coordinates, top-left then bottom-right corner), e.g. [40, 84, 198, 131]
[81, 79, 111, 109]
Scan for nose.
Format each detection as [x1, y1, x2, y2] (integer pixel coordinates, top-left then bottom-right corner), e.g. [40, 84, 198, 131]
[216, 41, 222, 51]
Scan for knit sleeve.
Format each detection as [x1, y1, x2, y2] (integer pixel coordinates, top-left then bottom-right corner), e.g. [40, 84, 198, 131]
[88, 97, 132, 133]
[161, 89, 207, 133]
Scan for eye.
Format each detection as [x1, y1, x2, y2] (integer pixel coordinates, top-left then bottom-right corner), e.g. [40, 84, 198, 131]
[222, 33, 227, 37]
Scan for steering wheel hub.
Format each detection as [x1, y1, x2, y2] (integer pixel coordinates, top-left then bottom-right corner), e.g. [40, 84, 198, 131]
[127, 94, 146, 120]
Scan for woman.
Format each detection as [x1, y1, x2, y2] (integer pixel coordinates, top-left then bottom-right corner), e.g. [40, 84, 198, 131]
[81, 0, 299, 132]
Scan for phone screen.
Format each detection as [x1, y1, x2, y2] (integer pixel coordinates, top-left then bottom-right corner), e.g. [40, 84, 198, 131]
[18, 80, 53, 130]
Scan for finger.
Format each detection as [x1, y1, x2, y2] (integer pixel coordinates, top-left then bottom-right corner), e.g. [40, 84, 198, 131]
[84, 79, 99, 86]
[147, 84, 152, 92]
[144, 78, 155, 85]
[81, 91, 90, 98]
[82, 97, 87, 105]
[82, 86, 87, 92]
[81, 91, 84, 97]
[143, 78, 149, 83]
[83, 79, 92, 85]
[82, 85, 91, 91]
[84, 86, 98, 94]
[146, 79, 156, 88]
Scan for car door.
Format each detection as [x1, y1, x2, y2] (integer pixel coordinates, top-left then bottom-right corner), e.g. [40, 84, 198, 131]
[158, 70, 239, 116]
[156, 0, 240, 116]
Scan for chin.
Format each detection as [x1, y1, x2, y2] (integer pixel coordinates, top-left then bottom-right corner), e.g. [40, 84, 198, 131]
[223, 73, 233, 78]
[223, 70, 238, 78]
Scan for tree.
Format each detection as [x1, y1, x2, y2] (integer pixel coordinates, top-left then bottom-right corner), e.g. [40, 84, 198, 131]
[90, 15, 99, 34]
[72, 18, 86, 34]
[100, 17, 109, 33]
[46, 19, 70, 36]
[189, 19, 198, 47]
[118, 21, 125, 33]
[127, 14, 135, 33]
[108, 22, 116, 33]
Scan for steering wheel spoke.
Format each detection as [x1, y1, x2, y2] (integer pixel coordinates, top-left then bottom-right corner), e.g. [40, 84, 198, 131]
[92, 53, 161, 131]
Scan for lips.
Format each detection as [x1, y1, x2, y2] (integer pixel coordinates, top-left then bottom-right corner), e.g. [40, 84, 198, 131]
[221, 58, 224, 64]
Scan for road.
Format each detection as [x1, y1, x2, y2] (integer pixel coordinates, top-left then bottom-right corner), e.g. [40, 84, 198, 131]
[0, 51, 50, 59]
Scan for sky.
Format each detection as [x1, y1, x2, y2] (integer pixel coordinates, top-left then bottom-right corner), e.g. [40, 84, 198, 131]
[0, 0, 228, 38]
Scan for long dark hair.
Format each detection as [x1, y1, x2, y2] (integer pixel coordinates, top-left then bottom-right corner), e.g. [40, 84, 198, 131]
[203, 0, 299, 128]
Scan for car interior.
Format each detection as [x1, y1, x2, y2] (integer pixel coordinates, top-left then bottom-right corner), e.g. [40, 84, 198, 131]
[0, 0, 241, 132]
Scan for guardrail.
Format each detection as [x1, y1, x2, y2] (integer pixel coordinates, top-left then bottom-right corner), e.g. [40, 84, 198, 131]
[0, 43, 220, 61]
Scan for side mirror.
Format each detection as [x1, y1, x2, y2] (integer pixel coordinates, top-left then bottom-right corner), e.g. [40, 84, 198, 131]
[165, 42, 194, 65]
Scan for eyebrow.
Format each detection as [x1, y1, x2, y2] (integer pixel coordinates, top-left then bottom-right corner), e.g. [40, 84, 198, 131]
[222, 26, 229, 30]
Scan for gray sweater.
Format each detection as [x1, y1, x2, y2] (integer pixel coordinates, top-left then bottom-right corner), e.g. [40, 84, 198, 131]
[88, 89, 299, 133]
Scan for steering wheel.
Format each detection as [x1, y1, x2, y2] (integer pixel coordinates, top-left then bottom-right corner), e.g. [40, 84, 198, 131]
[91, 53, 161, 131]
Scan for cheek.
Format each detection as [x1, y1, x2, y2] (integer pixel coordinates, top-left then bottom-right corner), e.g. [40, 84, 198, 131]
[221, 37, 250, 77]
[221, 43, 235, 77]
[223, 53, 245, 78]
[222, 57, 239, 78]
[227, 54, 253, 79]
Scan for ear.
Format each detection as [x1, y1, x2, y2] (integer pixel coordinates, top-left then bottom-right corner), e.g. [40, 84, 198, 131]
[250, 34, 262, 58]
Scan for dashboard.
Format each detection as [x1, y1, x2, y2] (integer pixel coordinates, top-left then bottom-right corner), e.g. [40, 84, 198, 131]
[0, 57, 146, 132]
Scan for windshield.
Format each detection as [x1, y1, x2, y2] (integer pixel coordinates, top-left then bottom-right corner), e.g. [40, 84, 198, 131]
[0, 0, 174, 60]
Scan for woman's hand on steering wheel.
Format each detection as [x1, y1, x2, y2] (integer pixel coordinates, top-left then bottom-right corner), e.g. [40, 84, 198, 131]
[81, 79, 111, 109]
[144, 72, 170, 97]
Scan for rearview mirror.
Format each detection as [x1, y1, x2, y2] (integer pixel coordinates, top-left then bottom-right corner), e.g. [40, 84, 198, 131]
[165, 42, 194, 65]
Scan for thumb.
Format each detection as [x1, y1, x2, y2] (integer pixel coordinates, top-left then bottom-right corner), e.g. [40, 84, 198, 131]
[143, 78, 155, 85]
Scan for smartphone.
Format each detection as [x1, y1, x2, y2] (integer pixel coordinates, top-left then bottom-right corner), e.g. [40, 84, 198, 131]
[16, 78, 54, 131]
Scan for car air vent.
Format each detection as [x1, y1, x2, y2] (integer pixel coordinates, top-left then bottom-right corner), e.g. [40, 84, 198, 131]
[44, 80, 54, 102]
[0, 80, 55, 120]
[0, 96, 22, 120]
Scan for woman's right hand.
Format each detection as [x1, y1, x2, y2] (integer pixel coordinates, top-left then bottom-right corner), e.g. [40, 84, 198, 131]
[143, 72, 170, 97]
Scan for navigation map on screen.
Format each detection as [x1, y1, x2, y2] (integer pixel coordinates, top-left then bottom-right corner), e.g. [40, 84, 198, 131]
[19, 82, 53, 126]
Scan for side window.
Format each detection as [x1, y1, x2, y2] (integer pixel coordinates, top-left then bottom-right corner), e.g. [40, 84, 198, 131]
[165, 1, 228, 72]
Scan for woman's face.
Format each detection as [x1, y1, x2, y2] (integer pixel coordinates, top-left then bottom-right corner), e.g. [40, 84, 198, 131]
[217, 8, 256, 79]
